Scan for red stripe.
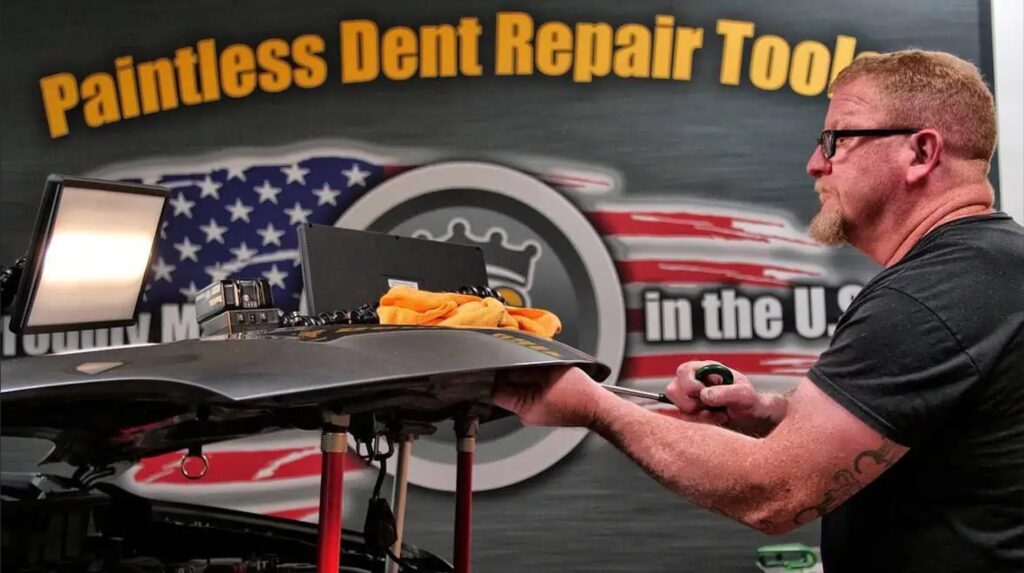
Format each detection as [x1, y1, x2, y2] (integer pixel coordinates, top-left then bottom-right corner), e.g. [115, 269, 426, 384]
[626, 308, 644, 332]
[588, 211, 814, 245]
[622, 352, 817, 379]
[382, 164, 416, 177]
[268, 506, 321, 521]
[538, 173, 611, 187]
[133, 447, 368, 485]
[618, 260, 817, 287]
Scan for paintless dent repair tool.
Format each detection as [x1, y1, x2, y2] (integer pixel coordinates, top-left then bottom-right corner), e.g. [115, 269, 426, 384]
[603, 364, 734, 410]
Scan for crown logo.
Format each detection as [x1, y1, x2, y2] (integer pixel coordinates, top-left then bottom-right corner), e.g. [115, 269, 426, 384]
[413, 218, 541, 290]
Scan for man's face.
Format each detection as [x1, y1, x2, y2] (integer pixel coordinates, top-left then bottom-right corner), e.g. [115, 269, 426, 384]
[805, 79, 905, 245]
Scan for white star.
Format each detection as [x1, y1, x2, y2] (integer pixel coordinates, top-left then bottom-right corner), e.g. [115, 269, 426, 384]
[284, 202, 313, 225]
[312, 183, 341, 206]
[342, 163, 371, 187]
[197, 176, 222, 199]
[179, 281, 200, 301]
[226, 165, 247, 181]
[253, 180, 282, 204]
[230, 242, 257, 261]
[225, 198, 254, 223]
[205, 262, 229, 283]
[169, 192, 196, 219]
[173, 236, 202, 262]
[281, 163, 311, 185]
[199, 218, 228, 244]
[151, 257, 176, 282]
[160, 221, 169, 239]
[256, 222, 285, 247]
[261, 264, 289, 289]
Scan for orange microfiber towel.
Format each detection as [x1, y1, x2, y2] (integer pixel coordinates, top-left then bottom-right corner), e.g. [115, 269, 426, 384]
[377, 286, 562, 339]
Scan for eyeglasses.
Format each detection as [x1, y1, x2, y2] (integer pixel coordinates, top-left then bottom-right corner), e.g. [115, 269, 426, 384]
[816, 128, 920, 159]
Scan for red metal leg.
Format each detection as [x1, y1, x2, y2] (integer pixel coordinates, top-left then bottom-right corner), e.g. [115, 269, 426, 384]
[317, 412, 350, 573]
[454, 417, 478, 573]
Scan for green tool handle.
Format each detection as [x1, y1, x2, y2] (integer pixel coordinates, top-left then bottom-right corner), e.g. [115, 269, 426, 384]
[695, 363, 734, 413]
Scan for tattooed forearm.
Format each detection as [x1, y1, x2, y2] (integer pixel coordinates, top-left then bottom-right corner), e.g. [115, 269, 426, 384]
[794, 469, 862, 525]
[854, 439, 897, 473]
[793, 439, 898, 526]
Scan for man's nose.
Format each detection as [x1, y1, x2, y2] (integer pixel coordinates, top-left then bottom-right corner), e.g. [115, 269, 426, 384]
[806, 146, 831, 178]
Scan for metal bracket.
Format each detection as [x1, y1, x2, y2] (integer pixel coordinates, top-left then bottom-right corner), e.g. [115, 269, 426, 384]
[180, 445, 209, 480]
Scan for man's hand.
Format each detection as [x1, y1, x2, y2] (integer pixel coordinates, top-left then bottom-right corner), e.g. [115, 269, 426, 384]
[492, 366, 607, 428]
[665, 361, 789, 437]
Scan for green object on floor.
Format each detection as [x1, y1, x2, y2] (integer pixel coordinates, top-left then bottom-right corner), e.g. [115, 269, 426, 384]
[756, 543, 818, 570]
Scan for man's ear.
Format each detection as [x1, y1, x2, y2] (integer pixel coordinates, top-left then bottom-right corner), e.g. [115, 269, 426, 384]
[906, 129, 943, 185]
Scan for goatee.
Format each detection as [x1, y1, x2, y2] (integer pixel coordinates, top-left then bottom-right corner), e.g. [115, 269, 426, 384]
[809, 208, 847, 245]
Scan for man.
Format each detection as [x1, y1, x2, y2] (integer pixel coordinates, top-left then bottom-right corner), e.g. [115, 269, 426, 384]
[493, 50, 1023, 571]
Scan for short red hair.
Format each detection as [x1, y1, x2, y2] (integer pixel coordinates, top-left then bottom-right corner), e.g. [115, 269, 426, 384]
[831, 50, 997, 163]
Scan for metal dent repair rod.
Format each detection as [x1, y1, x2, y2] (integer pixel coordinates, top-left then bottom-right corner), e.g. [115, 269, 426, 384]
[453, 415, 478, 573]
[603, 364, 734, 411]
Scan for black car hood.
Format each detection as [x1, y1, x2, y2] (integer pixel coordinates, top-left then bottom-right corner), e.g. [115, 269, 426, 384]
[1, 325, 610, 469]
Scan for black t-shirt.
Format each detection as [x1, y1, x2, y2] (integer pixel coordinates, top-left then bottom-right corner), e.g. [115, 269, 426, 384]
[806, 213, 1024, 572]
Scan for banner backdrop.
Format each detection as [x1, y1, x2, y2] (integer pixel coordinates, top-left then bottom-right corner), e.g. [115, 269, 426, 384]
[0, 1, 998, 570]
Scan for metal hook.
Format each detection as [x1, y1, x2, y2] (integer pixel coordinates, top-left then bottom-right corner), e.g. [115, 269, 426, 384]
[380, 434, 395, 459]
[180, 445, 209, 480]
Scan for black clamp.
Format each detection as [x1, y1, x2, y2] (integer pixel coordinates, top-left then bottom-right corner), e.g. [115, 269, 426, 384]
[281, 302, 380, 328]
[0, 257, 26, 311]
[457, 285, 506, 305]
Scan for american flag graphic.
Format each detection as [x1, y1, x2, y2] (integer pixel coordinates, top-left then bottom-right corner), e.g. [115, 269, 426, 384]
[100, 146, 829, 520]
[133, 156, 396, 311]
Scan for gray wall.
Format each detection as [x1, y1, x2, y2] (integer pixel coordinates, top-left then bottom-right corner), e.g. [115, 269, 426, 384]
[0, 2, 996, 571]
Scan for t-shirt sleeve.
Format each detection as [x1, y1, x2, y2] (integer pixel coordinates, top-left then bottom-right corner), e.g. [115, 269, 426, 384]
[806, 286, 981, 448]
